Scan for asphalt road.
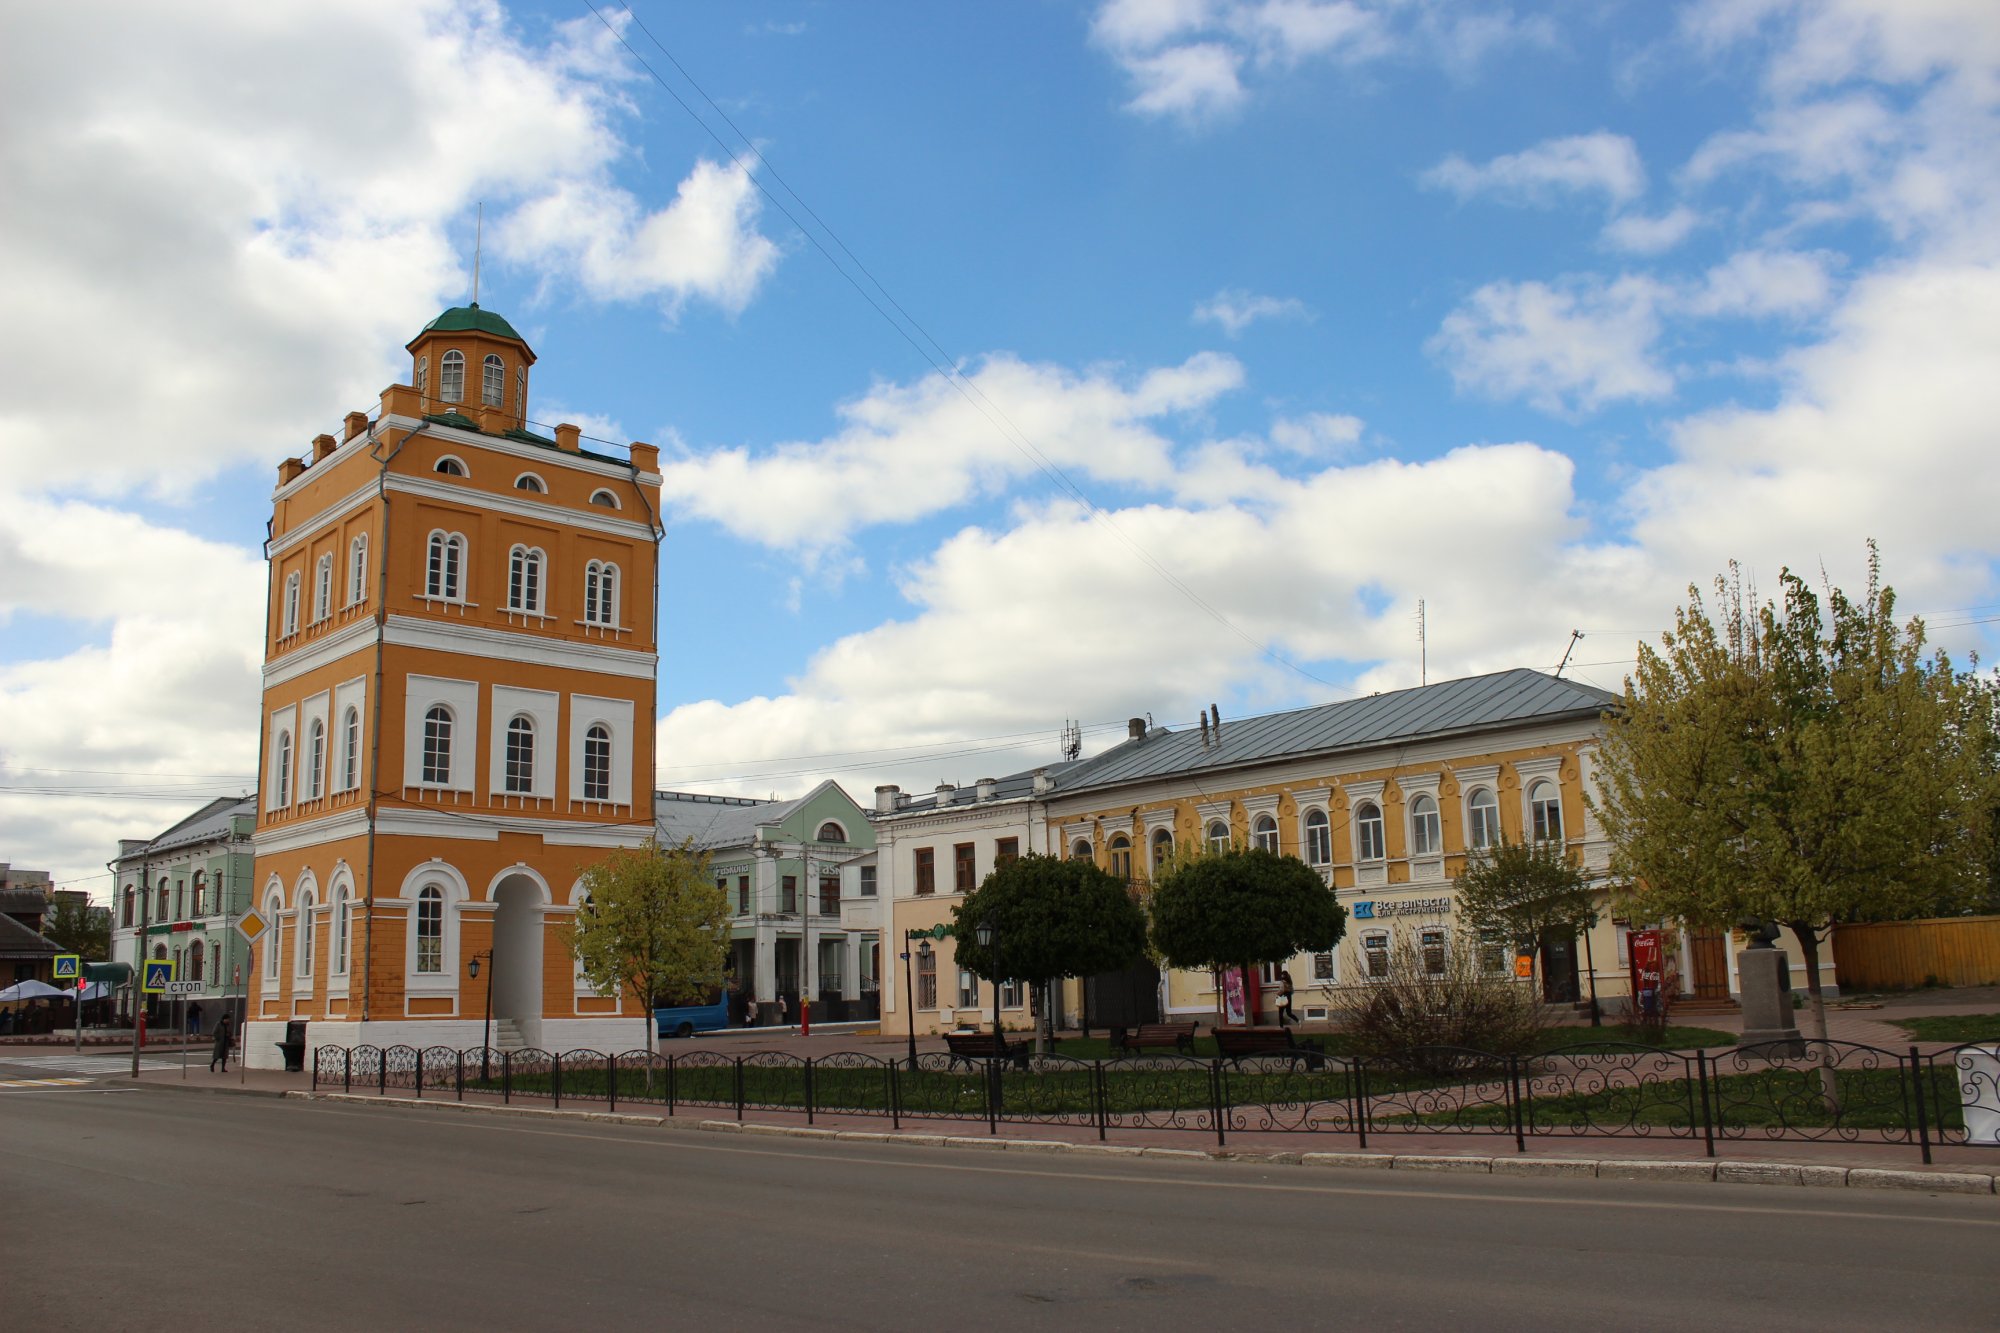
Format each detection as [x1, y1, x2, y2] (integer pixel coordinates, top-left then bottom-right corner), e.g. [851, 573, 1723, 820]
[1, 1077, 1994, 1332]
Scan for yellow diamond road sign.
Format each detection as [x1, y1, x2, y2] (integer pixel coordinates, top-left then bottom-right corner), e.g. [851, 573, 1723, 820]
[235, 910, 267, 946]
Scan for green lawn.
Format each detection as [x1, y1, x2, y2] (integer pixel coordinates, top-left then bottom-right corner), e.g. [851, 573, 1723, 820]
[1046, 1023, 1735, 1062]
[1887, 1013, 2000, 1044]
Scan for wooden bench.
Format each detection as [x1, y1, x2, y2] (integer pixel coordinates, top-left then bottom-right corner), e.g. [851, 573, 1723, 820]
[942, 1030, 1031, 1070]
[1213, 1025, 1325, 1069]
[1109, 1022, 1200, 1055]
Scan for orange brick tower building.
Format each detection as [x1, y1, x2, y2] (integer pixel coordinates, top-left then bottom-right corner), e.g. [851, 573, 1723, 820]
[244, 305, 662, 1065]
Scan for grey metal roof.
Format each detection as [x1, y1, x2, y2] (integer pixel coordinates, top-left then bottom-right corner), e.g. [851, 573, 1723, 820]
[0, 909, 59, 960]
[119, 796, 255, 861]
[653, 790, 784, 850]
[880, 755, 1094, 818]
[1061, 669, 1617, 793]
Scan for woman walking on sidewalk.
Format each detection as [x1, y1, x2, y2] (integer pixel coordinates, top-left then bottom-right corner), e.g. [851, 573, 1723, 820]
[209, 1014, 234, 1073]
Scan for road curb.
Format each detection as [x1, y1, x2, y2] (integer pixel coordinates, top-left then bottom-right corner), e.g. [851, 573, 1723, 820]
[136, 1080, 293, 1099]
[271, 1094, 1998, 1195]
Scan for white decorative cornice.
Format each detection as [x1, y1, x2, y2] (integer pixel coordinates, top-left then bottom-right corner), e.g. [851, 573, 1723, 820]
[253, 810, 370, 857]
[384, 614, 655, 681]
[263, 618, 379, 686]
[385, 473, 656, 541]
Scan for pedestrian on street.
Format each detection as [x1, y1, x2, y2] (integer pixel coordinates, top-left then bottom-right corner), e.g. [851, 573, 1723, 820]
[210, 1013, 233, 1073]
[776, 994, 788, 1030]
[1277, 973, 1296, 1027]
[744, 996, 759, 1027]
[188, 1000, 203, 1038]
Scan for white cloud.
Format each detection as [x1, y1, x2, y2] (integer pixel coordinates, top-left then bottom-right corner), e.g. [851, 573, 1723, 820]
[1602, 206, 1704, 254]
[0, 0, 781, 498]
[1269, 412, 1364, 454]
[1192, 288, 1312, 335]
[1429, 276, 1675, 414]
[655, 352, 1246, 558]
[1425, 132, 1648, 208]
[1684, 249, 1837, 318]
[1091, 0, 1539, 121]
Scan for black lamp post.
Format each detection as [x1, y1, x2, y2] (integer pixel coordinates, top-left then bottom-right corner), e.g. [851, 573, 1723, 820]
[468, 949, 494, 1080]
[974, 919, 1002, 1039]
[901, 933, 917, 1070]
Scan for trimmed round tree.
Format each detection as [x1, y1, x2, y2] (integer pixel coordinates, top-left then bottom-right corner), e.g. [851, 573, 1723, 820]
[950, 854, 1149, 1048]
[1149, 847, 1346, 1022]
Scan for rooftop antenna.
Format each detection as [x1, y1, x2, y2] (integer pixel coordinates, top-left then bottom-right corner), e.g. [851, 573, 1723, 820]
[471, 201, 484, 306]
[1554, 629, 1584, 679]
[1060, 719, 1081, 762]
[1417, 599, 1427, 686]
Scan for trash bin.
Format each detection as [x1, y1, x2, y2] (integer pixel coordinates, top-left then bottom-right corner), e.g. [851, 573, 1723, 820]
[276, 1019, 308, 1073]
[1957, 1046, 2000, 1145]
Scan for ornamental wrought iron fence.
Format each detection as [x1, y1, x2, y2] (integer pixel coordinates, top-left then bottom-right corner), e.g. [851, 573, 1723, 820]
[308, 1036, 2000, 1163]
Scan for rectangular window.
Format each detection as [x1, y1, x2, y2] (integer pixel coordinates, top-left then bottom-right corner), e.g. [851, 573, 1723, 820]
[1421, 927, 1448, 978]
[818, 873, 840, 916]
[953, 843, 976, 894]
[914, 848, 935, 896]
[1479, 931, 1509, 976]
[996, 837, 1019, 868]
[1364, 934, 1389, 980]
[1000, 977, 1022, 1007]
[1311, 951, 1335, 982]
[780, 875, 797, 914]
[957, 969, 980, 1009]
[916, 951, 937, 1009]
[859, 865, 877, 898]
[737, 876, 751, 915]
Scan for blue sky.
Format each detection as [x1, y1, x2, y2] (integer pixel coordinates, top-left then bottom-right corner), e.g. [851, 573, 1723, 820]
[4, 0, 1999, 890]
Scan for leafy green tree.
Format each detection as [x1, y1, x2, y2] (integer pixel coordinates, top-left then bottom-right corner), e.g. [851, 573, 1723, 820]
[1594, 549, 1998, 1059]
[951, 854, 1148, 1050]
[42, 897, 110, 960]
[569, 837, 731, 1056]
[1149, 846, 1346, 1020]
[1452, 838, 1600, 991]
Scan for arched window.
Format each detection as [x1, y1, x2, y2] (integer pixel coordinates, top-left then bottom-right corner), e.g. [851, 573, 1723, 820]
[1530, 781, 1563, 843]
[274, 730, 293, 806]
[415, 885, 443, 973]
[332, 887, 350, 975]
[121, 886, 134, 928]
[514, 473, 545, 493]
[507, 546, 543, 614]
[439, 350, 464, 402]
[816, 822, 847, 843]
[340, 707, 361, 791]
[1355, 801, 1385, 861]
[264, 893, 282, 979]
[1252, 813, 1279, 853]
[482, 353, 504, 407]
[158, 883, 169, 919]
[421, 706, 452, 785]
[305, 719, 325, 800]
[1410, 793, 1440, 857]
[1303, 809, 1331, 866]
[1467, 788, 1500, 850]
[585, 561, 618, 626]
[414, 355, 428, 397]
[433, 456, 466, 477]
[312, 553, 333, 623]
[516, 366, 526, 418]
[1108, 833, 1131, 880]
[1151, 826, 1173, 870]
[189, 939, 204, 982]
[503, 714, 535, 794]
[583, 724, 612, 801]
[1206, 819, 1230, 852]
[191, 872, 206, 917]
[347, 535, 368, 606]
[296, 889, 315, 978]
[282, 572, 301, 637]
[588, 489, 620, 509]
[1070, 838, 1091, 860]
[426, 531, 465, 600]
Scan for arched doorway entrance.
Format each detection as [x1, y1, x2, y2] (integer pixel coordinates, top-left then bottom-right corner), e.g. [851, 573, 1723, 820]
[491, 875, 545, 1049]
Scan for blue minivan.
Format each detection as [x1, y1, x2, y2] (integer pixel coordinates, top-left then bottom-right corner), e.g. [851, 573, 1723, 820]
[654, 989, 732, 1039]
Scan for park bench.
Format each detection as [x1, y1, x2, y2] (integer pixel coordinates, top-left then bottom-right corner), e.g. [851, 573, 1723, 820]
[942, 1030, 1031, 1070]
[1109, 1022, 1200, 1055]
[1213, 1025, 1325, 1069]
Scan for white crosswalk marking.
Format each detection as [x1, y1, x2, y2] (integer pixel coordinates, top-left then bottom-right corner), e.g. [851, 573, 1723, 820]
[0, 1077, 92, 1089]
[1, 1053, 184, 1074]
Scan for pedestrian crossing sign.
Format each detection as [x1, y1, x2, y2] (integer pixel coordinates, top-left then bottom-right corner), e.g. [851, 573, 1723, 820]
[53, 954, 79, 981]
[142, 959, 177, 994]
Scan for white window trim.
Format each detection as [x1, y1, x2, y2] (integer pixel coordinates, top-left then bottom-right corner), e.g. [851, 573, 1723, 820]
[425, 530, 469, 603]
[588, 488, 621, 510]
[312, 553, 333, 623]
[433, 454, 469, 478]
[513, 471, 547, 493]
[400, 862, 468, 998]
[282, 572, 302, 637]
[346, 534, 369, 607]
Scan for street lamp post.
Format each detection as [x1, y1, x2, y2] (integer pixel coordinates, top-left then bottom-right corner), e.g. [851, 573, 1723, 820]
[974, 919, 1003, 1040]
[468, 949, 494, 1081]
[901, 932, 917, 1070]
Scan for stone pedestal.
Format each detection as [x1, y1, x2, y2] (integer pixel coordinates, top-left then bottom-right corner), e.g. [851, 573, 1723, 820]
[1736, 947, 1804, 1056]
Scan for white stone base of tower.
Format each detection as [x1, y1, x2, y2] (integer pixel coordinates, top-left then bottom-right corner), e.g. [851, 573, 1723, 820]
[242, 1017, 650, 1071]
